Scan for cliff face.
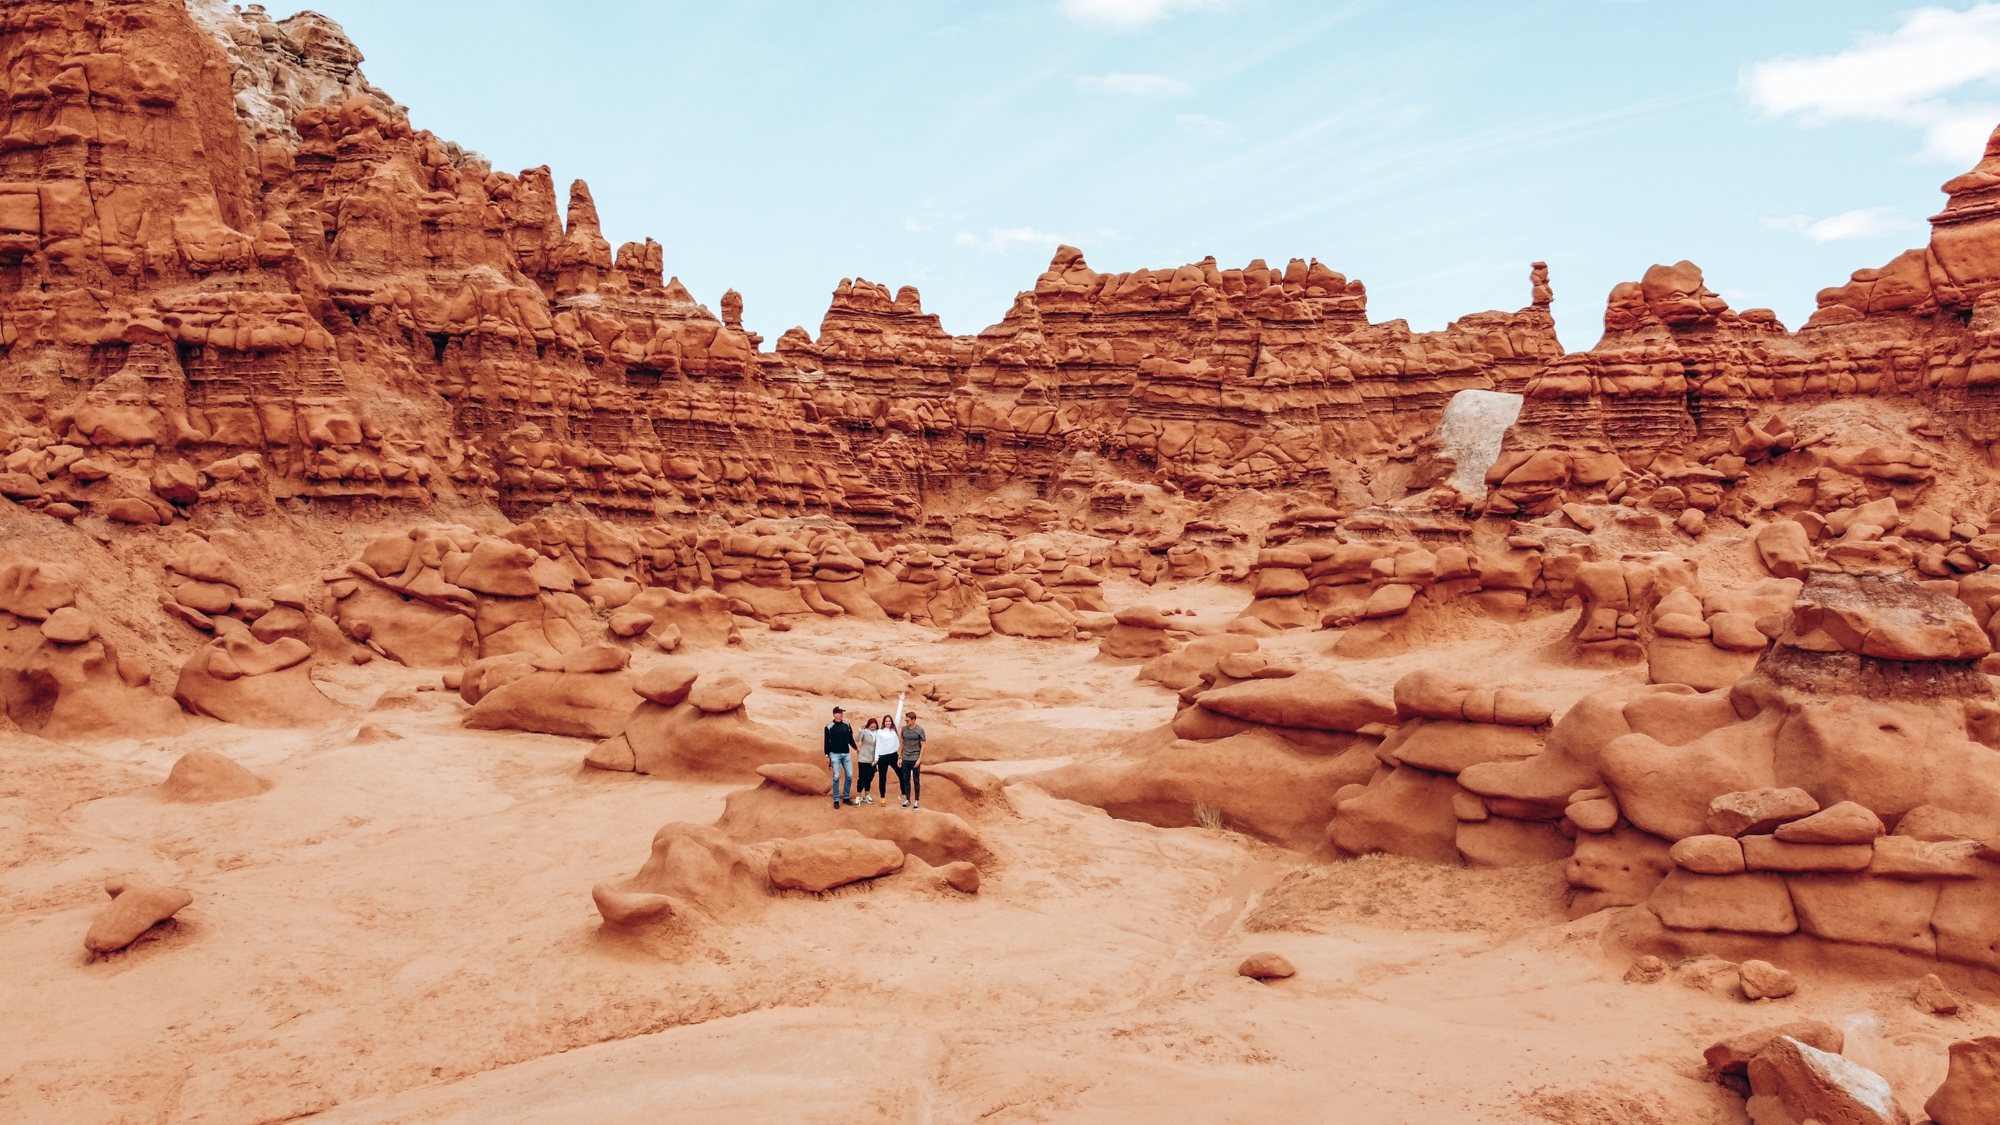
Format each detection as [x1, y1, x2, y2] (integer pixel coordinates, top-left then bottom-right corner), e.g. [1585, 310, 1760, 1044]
[1, 0, 1997, 542]
[0, 0, 1571, 534]
[1487, 126, 2000, 527]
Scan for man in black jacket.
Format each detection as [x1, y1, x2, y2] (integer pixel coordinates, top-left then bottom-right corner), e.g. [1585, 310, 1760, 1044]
[823, 705, 859, 808]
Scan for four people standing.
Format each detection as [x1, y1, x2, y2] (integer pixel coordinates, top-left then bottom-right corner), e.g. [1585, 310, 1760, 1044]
[822, 705, 927, 810]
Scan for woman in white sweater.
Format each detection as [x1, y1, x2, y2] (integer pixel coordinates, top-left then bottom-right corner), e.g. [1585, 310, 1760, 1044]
[865, 713, 898, 804]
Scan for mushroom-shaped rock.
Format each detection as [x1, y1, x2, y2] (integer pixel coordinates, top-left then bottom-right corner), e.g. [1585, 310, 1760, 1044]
[688, 675, 752, 712]
[1114, 605, 1177, 630]
[159, 750, 268, 803]
[634, 662, 699, 706]
[455, 540, 540, 597]
[85, 876, 193, 953]
[768, 830, 905, 892]
[174, 634, 343, 729]
[1238, 952, 1296, 979]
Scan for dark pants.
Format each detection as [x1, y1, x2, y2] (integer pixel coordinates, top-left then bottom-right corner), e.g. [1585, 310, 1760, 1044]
[857, 759, 877, 795]
[895, 759, 920, 803]
[873, 757, 891, 797]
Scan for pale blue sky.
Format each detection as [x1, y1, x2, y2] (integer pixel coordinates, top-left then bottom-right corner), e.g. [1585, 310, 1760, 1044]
[296, 0, 2000, 351]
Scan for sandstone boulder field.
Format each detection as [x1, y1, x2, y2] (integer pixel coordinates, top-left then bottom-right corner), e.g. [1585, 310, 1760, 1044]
[7, 2, 2000, 1122]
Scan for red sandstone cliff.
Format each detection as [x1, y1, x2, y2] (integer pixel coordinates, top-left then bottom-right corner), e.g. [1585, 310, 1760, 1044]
[0, 0, 1997, 544]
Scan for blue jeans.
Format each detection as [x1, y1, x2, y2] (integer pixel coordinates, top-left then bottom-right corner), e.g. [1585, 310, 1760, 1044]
[827, 753, 853, 801]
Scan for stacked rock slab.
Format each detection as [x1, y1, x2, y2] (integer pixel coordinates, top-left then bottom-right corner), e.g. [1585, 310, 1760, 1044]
[1326, 670, 1564, 868]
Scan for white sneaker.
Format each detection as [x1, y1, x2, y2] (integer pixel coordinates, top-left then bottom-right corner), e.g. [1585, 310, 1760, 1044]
[912, 802, 921, 810]
[900, 800, 909, 808]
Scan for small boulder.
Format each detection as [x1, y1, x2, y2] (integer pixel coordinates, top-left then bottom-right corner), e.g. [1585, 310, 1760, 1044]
[1740, 959, 1798, 1000]
[1747, 1036, 1908, 1125]
[1624, 954, 1667, 984]
[85, 876, 193, 953]
[607, 610, 655, 638]
[1708, 788, 1820, 837]
[768, 830, 905, 892]
[1757, 520, 1813, 580]
[1915, 973, 1963, 1016]
[1238, 952, 1296, 980]
[158, 750, 267, 803]
[40, 606, 95, 644]
[940, 860, 980, 893]
[591, 883, 676, 929]
[1774, 801, 1885, 845]
[1670, 834, 1747, 875]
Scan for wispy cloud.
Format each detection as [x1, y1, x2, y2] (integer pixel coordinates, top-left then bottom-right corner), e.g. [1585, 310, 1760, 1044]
[1743, 3, 2000, 164]
[1223, 91, 1712, 238]
[952, 225, 1122, 253]
[1760, 206, 1920, 242]
[1176, 112, 1230, 136]
[1060, 0, 1235, 31]
[1076, 72, 1194, 97]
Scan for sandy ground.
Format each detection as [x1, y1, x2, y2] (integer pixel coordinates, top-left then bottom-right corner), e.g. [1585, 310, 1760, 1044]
[3, 574, 1996, 1124]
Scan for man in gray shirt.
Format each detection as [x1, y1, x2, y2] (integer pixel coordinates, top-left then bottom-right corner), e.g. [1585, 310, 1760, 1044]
[895, 710, 925, 809]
